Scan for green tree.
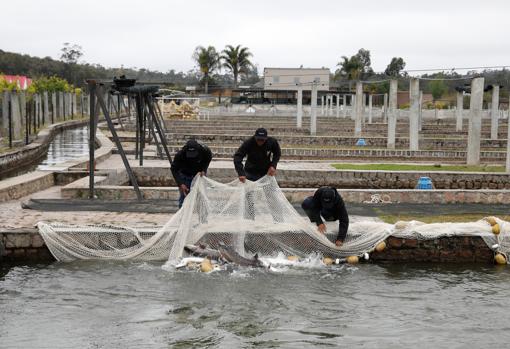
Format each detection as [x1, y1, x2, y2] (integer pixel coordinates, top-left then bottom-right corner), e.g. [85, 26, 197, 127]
[384, 57, 406, 77]
[335, 48, 374, 90]
[337, 55, 363, 81]
[60, 43, 83, 64]
[31, 76, 71, 93]
[192, 46, 220, 94]
[240, 64, 260, 86]
[430, 79, 447, 101]
[221, 45, 253, 88]
[0, 75, 19, 91]
[355, 48, 373, 76]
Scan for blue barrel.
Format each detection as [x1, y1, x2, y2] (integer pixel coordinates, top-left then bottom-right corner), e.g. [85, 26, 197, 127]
[416, 176, 433, 189]
[356, 138, 366, 146]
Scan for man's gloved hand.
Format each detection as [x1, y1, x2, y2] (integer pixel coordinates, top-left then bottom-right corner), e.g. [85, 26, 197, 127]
[179, 184, 189, 196]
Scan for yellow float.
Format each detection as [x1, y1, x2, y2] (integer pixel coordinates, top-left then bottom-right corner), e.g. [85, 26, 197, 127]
[495, 253, 507, 265]
[200, 259, 213, 272]
[485, 216, 498, 226]
[322, 257, 334, 265]
[346, 256, 359, 264]
[375, 241, 386, 252]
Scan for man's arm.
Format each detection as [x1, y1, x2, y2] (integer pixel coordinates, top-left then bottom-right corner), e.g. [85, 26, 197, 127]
[233, 140, 249, 177]
[201, 146, 213, 172]
[270, 139, 281, 169]
[170, 152, 185, 186]
[310, 190, 324, 226]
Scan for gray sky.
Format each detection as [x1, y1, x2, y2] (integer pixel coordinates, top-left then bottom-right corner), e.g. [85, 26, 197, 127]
[3, 0, 509, 74]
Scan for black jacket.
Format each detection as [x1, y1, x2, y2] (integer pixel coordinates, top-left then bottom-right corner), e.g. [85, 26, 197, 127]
[233, 136, 281, 177]
[171, 142, 212, 186]
[311, 187, 349, 242]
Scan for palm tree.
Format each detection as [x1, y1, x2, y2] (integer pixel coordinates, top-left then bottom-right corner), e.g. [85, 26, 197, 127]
[193, 46, 220, 94]
[337, 56, 363, 80]
[221, 45, 253, 88]
[336, 55, 363, 91]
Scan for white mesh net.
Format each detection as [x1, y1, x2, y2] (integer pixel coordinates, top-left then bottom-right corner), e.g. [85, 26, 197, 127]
[37, 176, 509, 264]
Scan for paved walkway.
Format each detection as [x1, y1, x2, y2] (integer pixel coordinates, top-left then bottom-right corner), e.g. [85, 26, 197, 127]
[95, 154, 340, 171]
[0, 186, 170, 231]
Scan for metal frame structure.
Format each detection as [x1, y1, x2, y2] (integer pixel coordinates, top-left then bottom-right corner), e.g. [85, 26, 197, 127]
[87, 79, 173, 201]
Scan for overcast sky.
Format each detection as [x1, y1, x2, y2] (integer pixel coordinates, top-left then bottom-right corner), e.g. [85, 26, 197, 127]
[3, 0, 509, 75]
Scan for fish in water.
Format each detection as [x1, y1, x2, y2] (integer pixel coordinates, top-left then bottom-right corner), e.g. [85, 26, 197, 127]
[217, 242, 264, 268]
[184, 242, 264, 268]
[184, 243, 221, 259]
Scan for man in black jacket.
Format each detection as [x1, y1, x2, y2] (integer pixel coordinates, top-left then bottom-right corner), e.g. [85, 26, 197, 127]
[171, 139, 212, 207]
[233, 128, 281, 182]
[301, 187, 349, 247]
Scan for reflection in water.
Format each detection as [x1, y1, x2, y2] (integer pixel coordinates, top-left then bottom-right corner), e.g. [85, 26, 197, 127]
[1, 261, 510, 348]
[38, 126, 89, 169]
[0, 126, 90, 180]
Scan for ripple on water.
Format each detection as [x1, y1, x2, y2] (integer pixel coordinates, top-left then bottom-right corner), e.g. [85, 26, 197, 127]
[2, 261, 510, 347]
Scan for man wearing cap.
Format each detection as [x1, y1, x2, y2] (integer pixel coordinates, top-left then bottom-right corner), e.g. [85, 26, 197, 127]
[301, 187, 349, 247]
[171, 139, 213, 208]
[233, 128, 281, 182]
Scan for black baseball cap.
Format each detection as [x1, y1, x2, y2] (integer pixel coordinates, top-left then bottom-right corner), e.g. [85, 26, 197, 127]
[185, 140, 200, 158]
[254, 128, 268, 140]
[321, 188, 336, 209]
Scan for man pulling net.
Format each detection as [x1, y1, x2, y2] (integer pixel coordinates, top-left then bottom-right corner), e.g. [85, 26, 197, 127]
[302, 187, 349, 247]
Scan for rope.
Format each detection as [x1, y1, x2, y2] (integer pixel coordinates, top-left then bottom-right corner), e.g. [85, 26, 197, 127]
[363, 194, 392, 204]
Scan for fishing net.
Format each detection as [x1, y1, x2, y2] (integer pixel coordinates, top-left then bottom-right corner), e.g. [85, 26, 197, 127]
[37, 176, 509, 263]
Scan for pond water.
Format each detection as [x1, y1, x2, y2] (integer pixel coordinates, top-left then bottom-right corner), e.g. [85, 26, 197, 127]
[0, 126, 89, 180]
[37, 126, 89, 170]
[1, 260, 510, 348]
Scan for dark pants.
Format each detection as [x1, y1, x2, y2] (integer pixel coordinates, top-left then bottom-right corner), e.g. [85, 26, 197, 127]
[301, 196, 336, 223]
[178, 173, 194, 208]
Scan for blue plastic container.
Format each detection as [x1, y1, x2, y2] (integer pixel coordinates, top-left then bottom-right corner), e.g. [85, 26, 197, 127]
[416, 176, 433, 189]
[356, 138, 366, 146]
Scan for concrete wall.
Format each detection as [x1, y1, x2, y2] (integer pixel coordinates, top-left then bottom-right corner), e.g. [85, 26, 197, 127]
[62, 170, 510, 204]
[0, 120, 90, 179]
[0, 231, 494, 263]
[118, 144, 507, 163]
[0, 231, 53, 262]
[126, 167, 510, 190]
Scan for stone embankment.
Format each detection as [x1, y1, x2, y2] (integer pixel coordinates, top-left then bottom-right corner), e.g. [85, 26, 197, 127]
[0, 119, 89, 179]
[0, 230, 495, 264]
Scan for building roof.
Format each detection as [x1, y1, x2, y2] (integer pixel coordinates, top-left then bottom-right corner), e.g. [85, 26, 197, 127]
[2, 75, 32, 90]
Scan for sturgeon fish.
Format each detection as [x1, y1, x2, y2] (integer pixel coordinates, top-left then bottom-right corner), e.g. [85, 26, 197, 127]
[184, 243, 264, 268]
[184, 243, 221, 259]
[217, 242, 264, 268]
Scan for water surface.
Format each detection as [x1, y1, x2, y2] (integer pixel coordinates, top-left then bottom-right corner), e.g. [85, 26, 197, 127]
[1, 261, 510, 348]
[37, 126, 89, 170]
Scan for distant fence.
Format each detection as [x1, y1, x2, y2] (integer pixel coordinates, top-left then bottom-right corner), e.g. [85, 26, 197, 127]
[0, 91, 91, 148]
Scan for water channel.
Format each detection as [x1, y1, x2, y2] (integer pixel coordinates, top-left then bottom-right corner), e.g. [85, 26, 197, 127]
[37, 126, 89, 170]
[1, 260, 510, 348]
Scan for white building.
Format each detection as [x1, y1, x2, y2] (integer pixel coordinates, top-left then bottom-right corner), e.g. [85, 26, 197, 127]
[263, 68, 330, 91]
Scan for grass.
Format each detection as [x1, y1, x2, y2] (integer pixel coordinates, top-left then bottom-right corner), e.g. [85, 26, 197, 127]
[378, 213, 510, 224]
[331, 163, 505, 172]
